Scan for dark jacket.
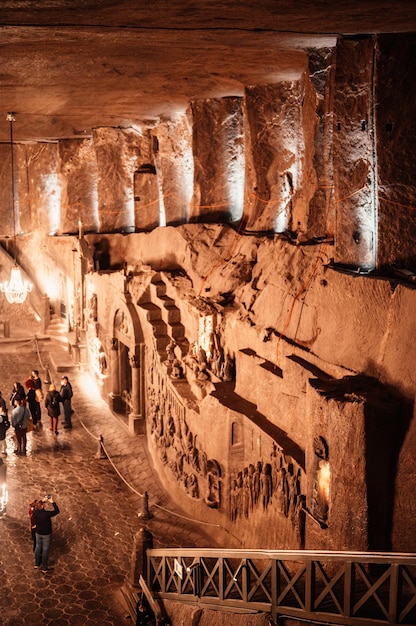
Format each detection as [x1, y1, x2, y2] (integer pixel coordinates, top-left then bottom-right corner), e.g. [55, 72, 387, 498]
[11, 404, 30, 429]
[27, 388, 37, 409]
[0, 415, 10, 440]
[10, 384, 25, 406]
[33, 502, 60, 535]
[45, 390, 62, 418]
[60, 382, 73, 403]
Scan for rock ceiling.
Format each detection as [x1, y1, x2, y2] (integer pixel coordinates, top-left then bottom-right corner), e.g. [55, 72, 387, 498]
[0, 0, 416, 142]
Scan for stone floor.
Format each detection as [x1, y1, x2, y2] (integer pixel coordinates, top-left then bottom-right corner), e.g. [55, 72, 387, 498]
[0, 336, 212, 625]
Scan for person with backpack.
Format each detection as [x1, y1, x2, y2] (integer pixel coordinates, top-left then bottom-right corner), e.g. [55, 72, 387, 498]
[45, 384, 62, 435]
[30, 370, 43, 426]
[11, 397, 31, 455]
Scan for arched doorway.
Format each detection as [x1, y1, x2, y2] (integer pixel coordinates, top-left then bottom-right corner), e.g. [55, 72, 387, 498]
[109, 301, 145, 434]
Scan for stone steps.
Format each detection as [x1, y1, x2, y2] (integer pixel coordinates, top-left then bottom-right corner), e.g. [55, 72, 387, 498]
[139, 274, 190, 361]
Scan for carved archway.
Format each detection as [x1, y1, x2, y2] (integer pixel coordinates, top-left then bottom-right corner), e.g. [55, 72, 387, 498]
[109, 298, 145, 434]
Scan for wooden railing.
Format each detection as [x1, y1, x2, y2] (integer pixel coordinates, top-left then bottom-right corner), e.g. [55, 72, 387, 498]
[147, 548, 416, 625]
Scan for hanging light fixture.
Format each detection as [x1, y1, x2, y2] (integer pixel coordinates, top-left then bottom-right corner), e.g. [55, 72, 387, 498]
[0, 113, 32, 304]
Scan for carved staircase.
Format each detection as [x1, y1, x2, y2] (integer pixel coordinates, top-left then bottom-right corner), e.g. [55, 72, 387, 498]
[138, 273, 190, 362]
[46, 314, 79, 373]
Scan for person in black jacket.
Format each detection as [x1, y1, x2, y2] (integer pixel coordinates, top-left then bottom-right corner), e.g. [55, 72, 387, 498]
[10, 382, 25, 409]
[45, 384, 62, 435]
[33, 497, 60, 573]
[135, 596, 155, 626]
[59, 376, 73, 429]
[0, 392, 9, 455]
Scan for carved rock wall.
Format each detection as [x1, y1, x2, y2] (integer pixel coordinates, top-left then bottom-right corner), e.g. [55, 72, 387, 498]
[0, 33, 416, 552]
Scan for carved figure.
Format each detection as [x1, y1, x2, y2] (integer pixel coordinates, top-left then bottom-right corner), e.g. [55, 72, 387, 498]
[253, 461, 263, 506]
[166, 340, 176, 364]
[261, 463, 273, 510]
[195, 364, 209, 381]
[222, 353, 234, 381]
[89, 293, 98, 321]
[206, 471, 220, 509]
[293, 495, 306, 549]
[170, 359, 183, 379]
[98, 348, 107, 374]
[248, 463, 255, 511]
[279, 467, 290, 517]
[188, 473, 199, 499]
[242, 467, 250, 518]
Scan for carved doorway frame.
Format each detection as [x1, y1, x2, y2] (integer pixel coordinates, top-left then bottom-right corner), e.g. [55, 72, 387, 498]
[109, 297, 145, 435]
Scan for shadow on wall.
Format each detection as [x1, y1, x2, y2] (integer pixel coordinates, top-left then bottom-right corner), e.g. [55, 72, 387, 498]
[93, 238, 111, 270]
[365, 391, 413, 551]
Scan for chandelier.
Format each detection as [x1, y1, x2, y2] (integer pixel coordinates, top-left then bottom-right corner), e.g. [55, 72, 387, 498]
[0, 113, 32, 304]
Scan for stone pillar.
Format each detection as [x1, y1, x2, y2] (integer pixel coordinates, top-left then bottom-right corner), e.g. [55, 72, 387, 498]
[109, 338, 122, 413]
[129, 352, 145, 434]
[120, 527, 153, 612]
[127, 527, 153, 587]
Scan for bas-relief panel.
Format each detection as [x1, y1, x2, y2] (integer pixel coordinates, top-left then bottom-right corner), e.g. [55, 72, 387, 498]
[146, 349, 222, 509]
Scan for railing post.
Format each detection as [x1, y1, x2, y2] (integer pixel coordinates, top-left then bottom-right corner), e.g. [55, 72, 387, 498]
[138, 491, 153, 520]
[44, 364, 52, 386]
[95, 435, 107, 459]
[388, 563, 399, 624]
[344, 560, 353, 618]
[120, 528, 154, 617]
[131, 527, 153, 585]
[271, 558, 278, 625]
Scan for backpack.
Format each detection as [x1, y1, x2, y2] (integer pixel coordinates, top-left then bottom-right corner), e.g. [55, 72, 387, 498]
[35, 388, 44, 403]
[50, 394, 59, 408]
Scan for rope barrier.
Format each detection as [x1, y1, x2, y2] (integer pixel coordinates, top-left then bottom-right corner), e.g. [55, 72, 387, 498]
[33, 335, 52, 384]
[77, 416, 240, 535]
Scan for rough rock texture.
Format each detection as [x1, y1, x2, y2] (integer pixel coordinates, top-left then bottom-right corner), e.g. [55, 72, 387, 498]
[376, 33, 416, 269]
[1, 23, 416, 560]
[333, 36, 376, 270]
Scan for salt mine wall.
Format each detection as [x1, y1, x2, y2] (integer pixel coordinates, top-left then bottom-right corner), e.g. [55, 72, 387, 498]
[1, 33, 416, 553]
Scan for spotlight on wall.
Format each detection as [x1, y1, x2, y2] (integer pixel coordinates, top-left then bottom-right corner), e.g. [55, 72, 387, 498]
[0, 113, 32, 304]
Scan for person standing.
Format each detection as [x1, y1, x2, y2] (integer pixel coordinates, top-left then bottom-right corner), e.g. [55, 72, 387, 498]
[10, 382, 25, 409]
[11, 398, 30, 455]
[30, 370, 43, 426]
[60, 376, 73, 429]
[0, 392, 9, 455]
[0, 458, 7, 517]
[29, 499, 38, 551]
[45, 384, 61, 435]
[25, 379, 38, 428]
[33, 497, 60, 573]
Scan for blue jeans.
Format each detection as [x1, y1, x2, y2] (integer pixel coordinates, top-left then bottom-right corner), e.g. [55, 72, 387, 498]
[35, 533, 52, 570]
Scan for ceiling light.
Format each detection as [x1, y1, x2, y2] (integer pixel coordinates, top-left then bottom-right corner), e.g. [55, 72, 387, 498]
[0, 113, 32, 304]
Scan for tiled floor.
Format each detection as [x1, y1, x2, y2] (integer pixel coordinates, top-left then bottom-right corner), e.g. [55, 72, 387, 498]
[0, 337, 207, 625]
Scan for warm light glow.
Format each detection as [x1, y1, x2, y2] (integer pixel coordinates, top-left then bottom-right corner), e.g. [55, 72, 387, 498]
[44, 173, 62, 235]
[198, 314, 214, 360]
[0, 266, 32, 304]
[0, 483, 8, 514]
[157, 172, 166, 227]
[225, 109, 245, 222]
[318, 459, 331, 503]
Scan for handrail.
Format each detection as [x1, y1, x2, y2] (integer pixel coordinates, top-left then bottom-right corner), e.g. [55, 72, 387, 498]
[147, 548, 416, 625]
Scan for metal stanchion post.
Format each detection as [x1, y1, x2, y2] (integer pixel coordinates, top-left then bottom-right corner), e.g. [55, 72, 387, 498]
[44, 365, 52, 386]
[95, 435, 107, 459]
[138, 491, 153, 520]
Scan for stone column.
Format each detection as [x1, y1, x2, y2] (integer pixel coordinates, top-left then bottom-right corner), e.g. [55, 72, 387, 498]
[109, 338, 122, 413]
[129, 351, 145, 434]
[127, 527, 153, 586]
[120, 527, 153, 612]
